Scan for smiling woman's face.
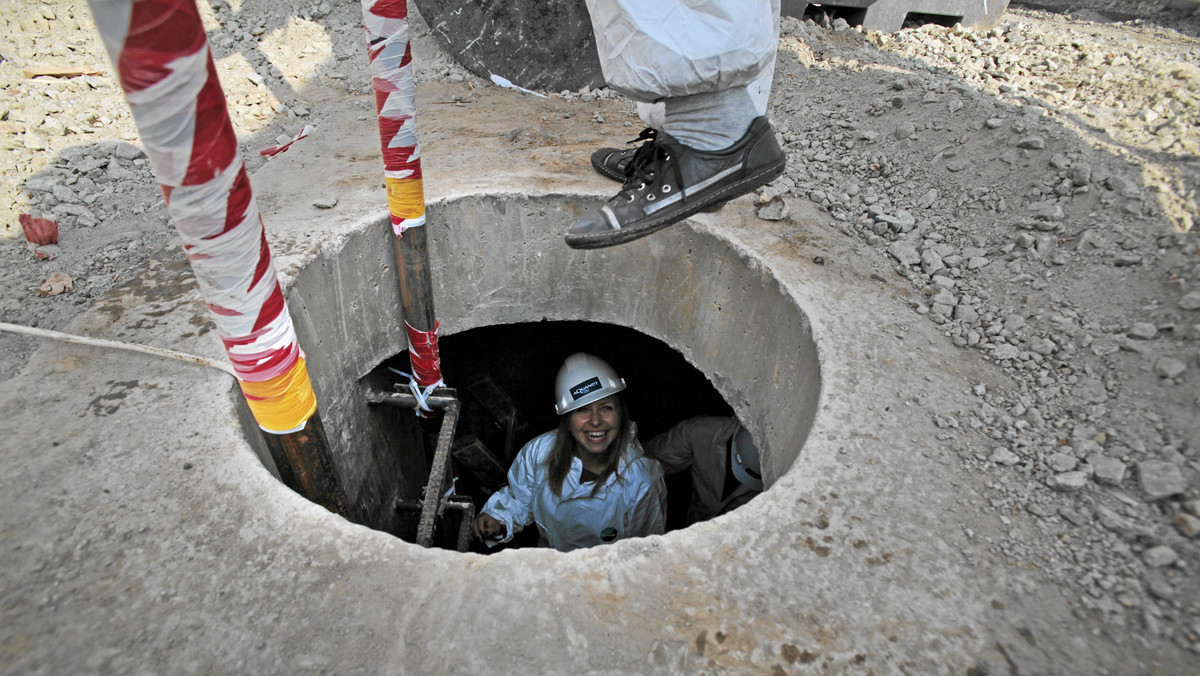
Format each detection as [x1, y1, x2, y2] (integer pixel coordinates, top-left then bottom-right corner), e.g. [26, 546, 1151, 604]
[568, 395, 620, 457]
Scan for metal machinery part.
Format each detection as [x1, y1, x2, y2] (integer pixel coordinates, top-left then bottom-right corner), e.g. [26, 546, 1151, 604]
[411, 0, 605, 93]
[414, 0, 1010, 95]
[783, 0, 1011, 32]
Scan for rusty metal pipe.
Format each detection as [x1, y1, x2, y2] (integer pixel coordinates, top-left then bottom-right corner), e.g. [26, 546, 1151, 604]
[362, 0, 444, 419]
[365, 387, 459, 411]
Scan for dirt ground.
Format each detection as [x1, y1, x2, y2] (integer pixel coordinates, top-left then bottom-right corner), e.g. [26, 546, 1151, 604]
[2, 0, 1199, 664]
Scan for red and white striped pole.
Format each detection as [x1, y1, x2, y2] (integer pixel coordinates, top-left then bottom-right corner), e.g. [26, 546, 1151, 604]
[362, 0, 444, 418]
[87, 0, 348, 515]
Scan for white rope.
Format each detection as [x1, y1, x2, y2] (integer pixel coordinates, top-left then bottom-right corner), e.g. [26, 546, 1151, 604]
[0, 321, 237, 377]
[387, 366, 444, 415]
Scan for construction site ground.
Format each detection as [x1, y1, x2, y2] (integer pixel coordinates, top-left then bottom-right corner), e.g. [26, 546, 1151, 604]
[1, 0, 1199, 673]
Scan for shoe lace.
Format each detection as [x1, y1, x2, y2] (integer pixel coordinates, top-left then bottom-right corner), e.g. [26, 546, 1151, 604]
[623, 134, 671, 198]
[620, 128, 657, 177]
[626, 127, 657, 146]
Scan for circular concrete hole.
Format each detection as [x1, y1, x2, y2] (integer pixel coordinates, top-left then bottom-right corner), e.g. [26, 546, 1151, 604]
[236, 195, 821, 552]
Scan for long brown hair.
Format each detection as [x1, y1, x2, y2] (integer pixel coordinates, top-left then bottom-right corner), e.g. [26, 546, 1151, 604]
[545, 396, 632, 498]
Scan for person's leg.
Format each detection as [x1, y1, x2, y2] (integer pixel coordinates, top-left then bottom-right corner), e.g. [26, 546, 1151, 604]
[637, 101, 665, 131]
[589, 48, 775, 181]
[570, 0, 783, 249]
[663, 65, 770, 151]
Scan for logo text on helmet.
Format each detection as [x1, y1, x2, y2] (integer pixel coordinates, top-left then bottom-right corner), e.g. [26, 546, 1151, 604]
[570, 377, 603, 400]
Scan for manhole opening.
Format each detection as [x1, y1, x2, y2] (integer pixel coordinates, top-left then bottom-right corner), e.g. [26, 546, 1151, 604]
[235, 195, 820, 556]
[365, 319, 764, 552]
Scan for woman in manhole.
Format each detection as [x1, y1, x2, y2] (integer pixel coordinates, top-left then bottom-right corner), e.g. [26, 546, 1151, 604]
[472, 353, 668, 551]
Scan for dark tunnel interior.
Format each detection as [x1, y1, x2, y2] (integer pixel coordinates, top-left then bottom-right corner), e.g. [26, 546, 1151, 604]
[368, 319, 737, 551]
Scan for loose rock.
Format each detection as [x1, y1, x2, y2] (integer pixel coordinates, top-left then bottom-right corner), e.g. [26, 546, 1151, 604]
[888, 241, 921, 265]
[990, 447, 1020, 465]
[1137, 461, 1187, 500]
[1047, 471, 1088, 492]
[1047, 452, 1077, 472]
[1153, 357, 1187, 379]
[1127, 322, 1157, 340]
[1073, 377, 1108, 404]
[756, 196, 789, 221]
[1177, 513, 1200, 538]
[1091, 455, 1127, 485]
[1142, 546, 1178, 568]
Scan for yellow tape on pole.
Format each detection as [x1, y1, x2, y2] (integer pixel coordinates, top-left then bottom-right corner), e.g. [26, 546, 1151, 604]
[239, 356, 319, 434]
[386, 177, 425, 221]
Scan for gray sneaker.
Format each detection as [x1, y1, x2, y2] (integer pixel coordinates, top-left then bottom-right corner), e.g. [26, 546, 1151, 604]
[591, 128, 728, 215]
[567, 116, 785, 250]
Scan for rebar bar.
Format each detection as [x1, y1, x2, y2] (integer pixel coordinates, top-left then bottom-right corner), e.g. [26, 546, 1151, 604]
[416, 398, 460, 547]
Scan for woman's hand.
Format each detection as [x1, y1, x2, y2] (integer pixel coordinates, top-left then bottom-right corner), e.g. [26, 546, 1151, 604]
[473, 513, 506, 540]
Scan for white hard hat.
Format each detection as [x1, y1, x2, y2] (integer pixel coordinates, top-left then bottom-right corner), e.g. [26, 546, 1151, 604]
[554, 353, 626, 415]
[729, 425, 764, 491]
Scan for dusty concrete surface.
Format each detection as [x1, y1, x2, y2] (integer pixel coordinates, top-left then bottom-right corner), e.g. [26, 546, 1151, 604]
[0, 84, 1163, 673]
[2, 1, 1199, 674]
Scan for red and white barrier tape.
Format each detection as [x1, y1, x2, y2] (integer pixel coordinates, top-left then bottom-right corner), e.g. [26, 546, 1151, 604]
[90, 0, 316, 433]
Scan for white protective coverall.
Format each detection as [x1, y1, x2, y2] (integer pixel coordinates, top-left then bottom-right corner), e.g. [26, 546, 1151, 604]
[584, 0, 781, 131]
[481, 426, 667, 552]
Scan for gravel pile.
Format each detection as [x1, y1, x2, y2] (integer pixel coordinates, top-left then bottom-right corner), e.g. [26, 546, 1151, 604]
[748, 10, 1200, 652]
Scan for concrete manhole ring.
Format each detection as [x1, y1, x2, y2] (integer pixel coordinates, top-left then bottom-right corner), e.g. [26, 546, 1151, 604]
[238, 194, 822, 553]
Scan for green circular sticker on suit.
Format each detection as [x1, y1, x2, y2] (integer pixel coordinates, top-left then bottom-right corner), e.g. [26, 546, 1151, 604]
[600, 527, 618, 542]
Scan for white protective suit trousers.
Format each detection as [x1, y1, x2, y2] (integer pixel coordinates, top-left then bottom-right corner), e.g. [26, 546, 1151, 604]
[584, 0, 780, 147]
[584, 0, 780, 102]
